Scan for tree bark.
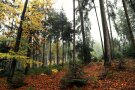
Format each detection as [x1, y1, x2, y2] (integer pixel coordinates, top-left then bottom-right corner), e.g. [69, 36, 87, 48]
[62, 17, 64, 67]
[42, 32, 46, 67]
[99, 0, 111, 67]
[9, 0, 29, 77]
[93, 0, 104, 55]
[24, 31, 32, 75]
[73, 0, 76, 63]
[78, 0, 90, 64]
[106, 0, 114, 59]
[56, 36, 59, 65]
[49, 36, 52, 65]
[27, 32, 32, 57]
[62, 42, 64, 67]
[122, 0, 135, 48]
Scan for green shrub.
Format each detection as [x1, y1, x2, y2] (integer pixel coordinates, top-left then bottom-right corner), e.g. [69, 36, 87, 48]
[7, 71, 26, 88]
[49, 64, 63, 71]
[112, 49, 122, 59]
[60, 61, 88, 89]
[61, 78, 88, 89]
[91, 57, 99, 62]
[75, 42, 93, 64]
[0, 41, 10, 53]
[27, 64, 63, 75]
[44, 67, 52, 75]
[0, 69, 9, 77]
[91, 51, 101, 62]
[123, 46, 135, 58]
[28, 66, 52, 75]
[112, 45, 135, 58]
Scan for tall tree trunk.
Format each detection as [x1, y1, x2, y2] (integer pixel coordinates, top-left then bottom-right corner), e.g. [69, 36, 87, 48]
[32, 40, 35, 68]
[73, 0, 76, 63]
[72, 0, 77, 79]
[62, 30, 64, 67]
[24, 31, 32, 75]
[45, 43, 47, 65]
[49, 36, 52, 65]
[106, 0, 114, 59]
[93, 0, 104, 55]
[42, 42, 45, 67]
[122, 0, 135, 48]
[42, 32, 46, 67]
[68, 41, 71, 62]
[78, 0, 90, 64]
[27, 32, 32, 57]
[35, 46, 38, 67]
[56, 36, 59, 65]
[62, 42, 64, 66]
[99, 0, 111, 67]
[9, 0, 29, 77]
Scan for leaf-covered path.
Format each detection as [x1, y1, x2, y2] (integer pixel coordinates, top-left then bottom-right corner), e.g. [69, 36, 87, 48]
[81, 59, 135, 90]
[19, 71, 65, 90]
[0, 59, 135, 90]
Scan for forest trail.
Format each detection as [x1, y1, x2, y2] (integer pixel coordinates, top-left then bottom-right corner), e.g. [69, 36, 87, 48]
[0, 59, 135, 90]
[81, 59, 135, 90]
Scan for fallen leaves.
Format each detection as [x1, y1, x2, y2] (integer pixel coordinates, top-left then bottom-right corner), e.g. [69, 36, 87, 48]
[0, 59, 135, 90]
[18, 71, 65, 90]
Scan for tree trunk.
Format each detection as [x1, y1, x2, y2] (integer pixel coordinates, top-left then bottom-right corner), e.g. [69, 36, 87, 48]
[122, 0, 135, 48]
[99, 0, 111, 67]
[24, 31, 32, 75]
[56, 36, 59, 65]
[49, 36, 52, 65]
[73, 0, 76, 64]
[68, 41, 71, 61]
[27, 32, 32, 57]
[42, 42, 45, 67]
[78, 0, 90, 64]
[93, 0, 104, 55]
[42, 32, 46, 67]
[106, 0, 114, 59]
[62, 42, 64, 67]
[9, 0, 29, 77]
[61, 13, 64, 67]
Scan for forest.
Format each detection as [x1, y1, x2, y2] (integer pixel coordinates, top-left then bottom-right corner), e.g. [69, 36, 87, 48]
[0, 0, 135, 90]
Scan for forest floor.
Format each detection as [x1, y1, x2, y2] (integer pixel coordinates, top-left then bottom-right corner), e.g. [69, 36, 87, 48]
[0, 58, 135, 90]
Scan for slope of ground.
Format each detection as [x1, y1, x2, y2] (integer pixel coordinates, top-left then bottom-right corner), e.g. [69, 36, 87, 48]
[0, 58, 135, 90]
